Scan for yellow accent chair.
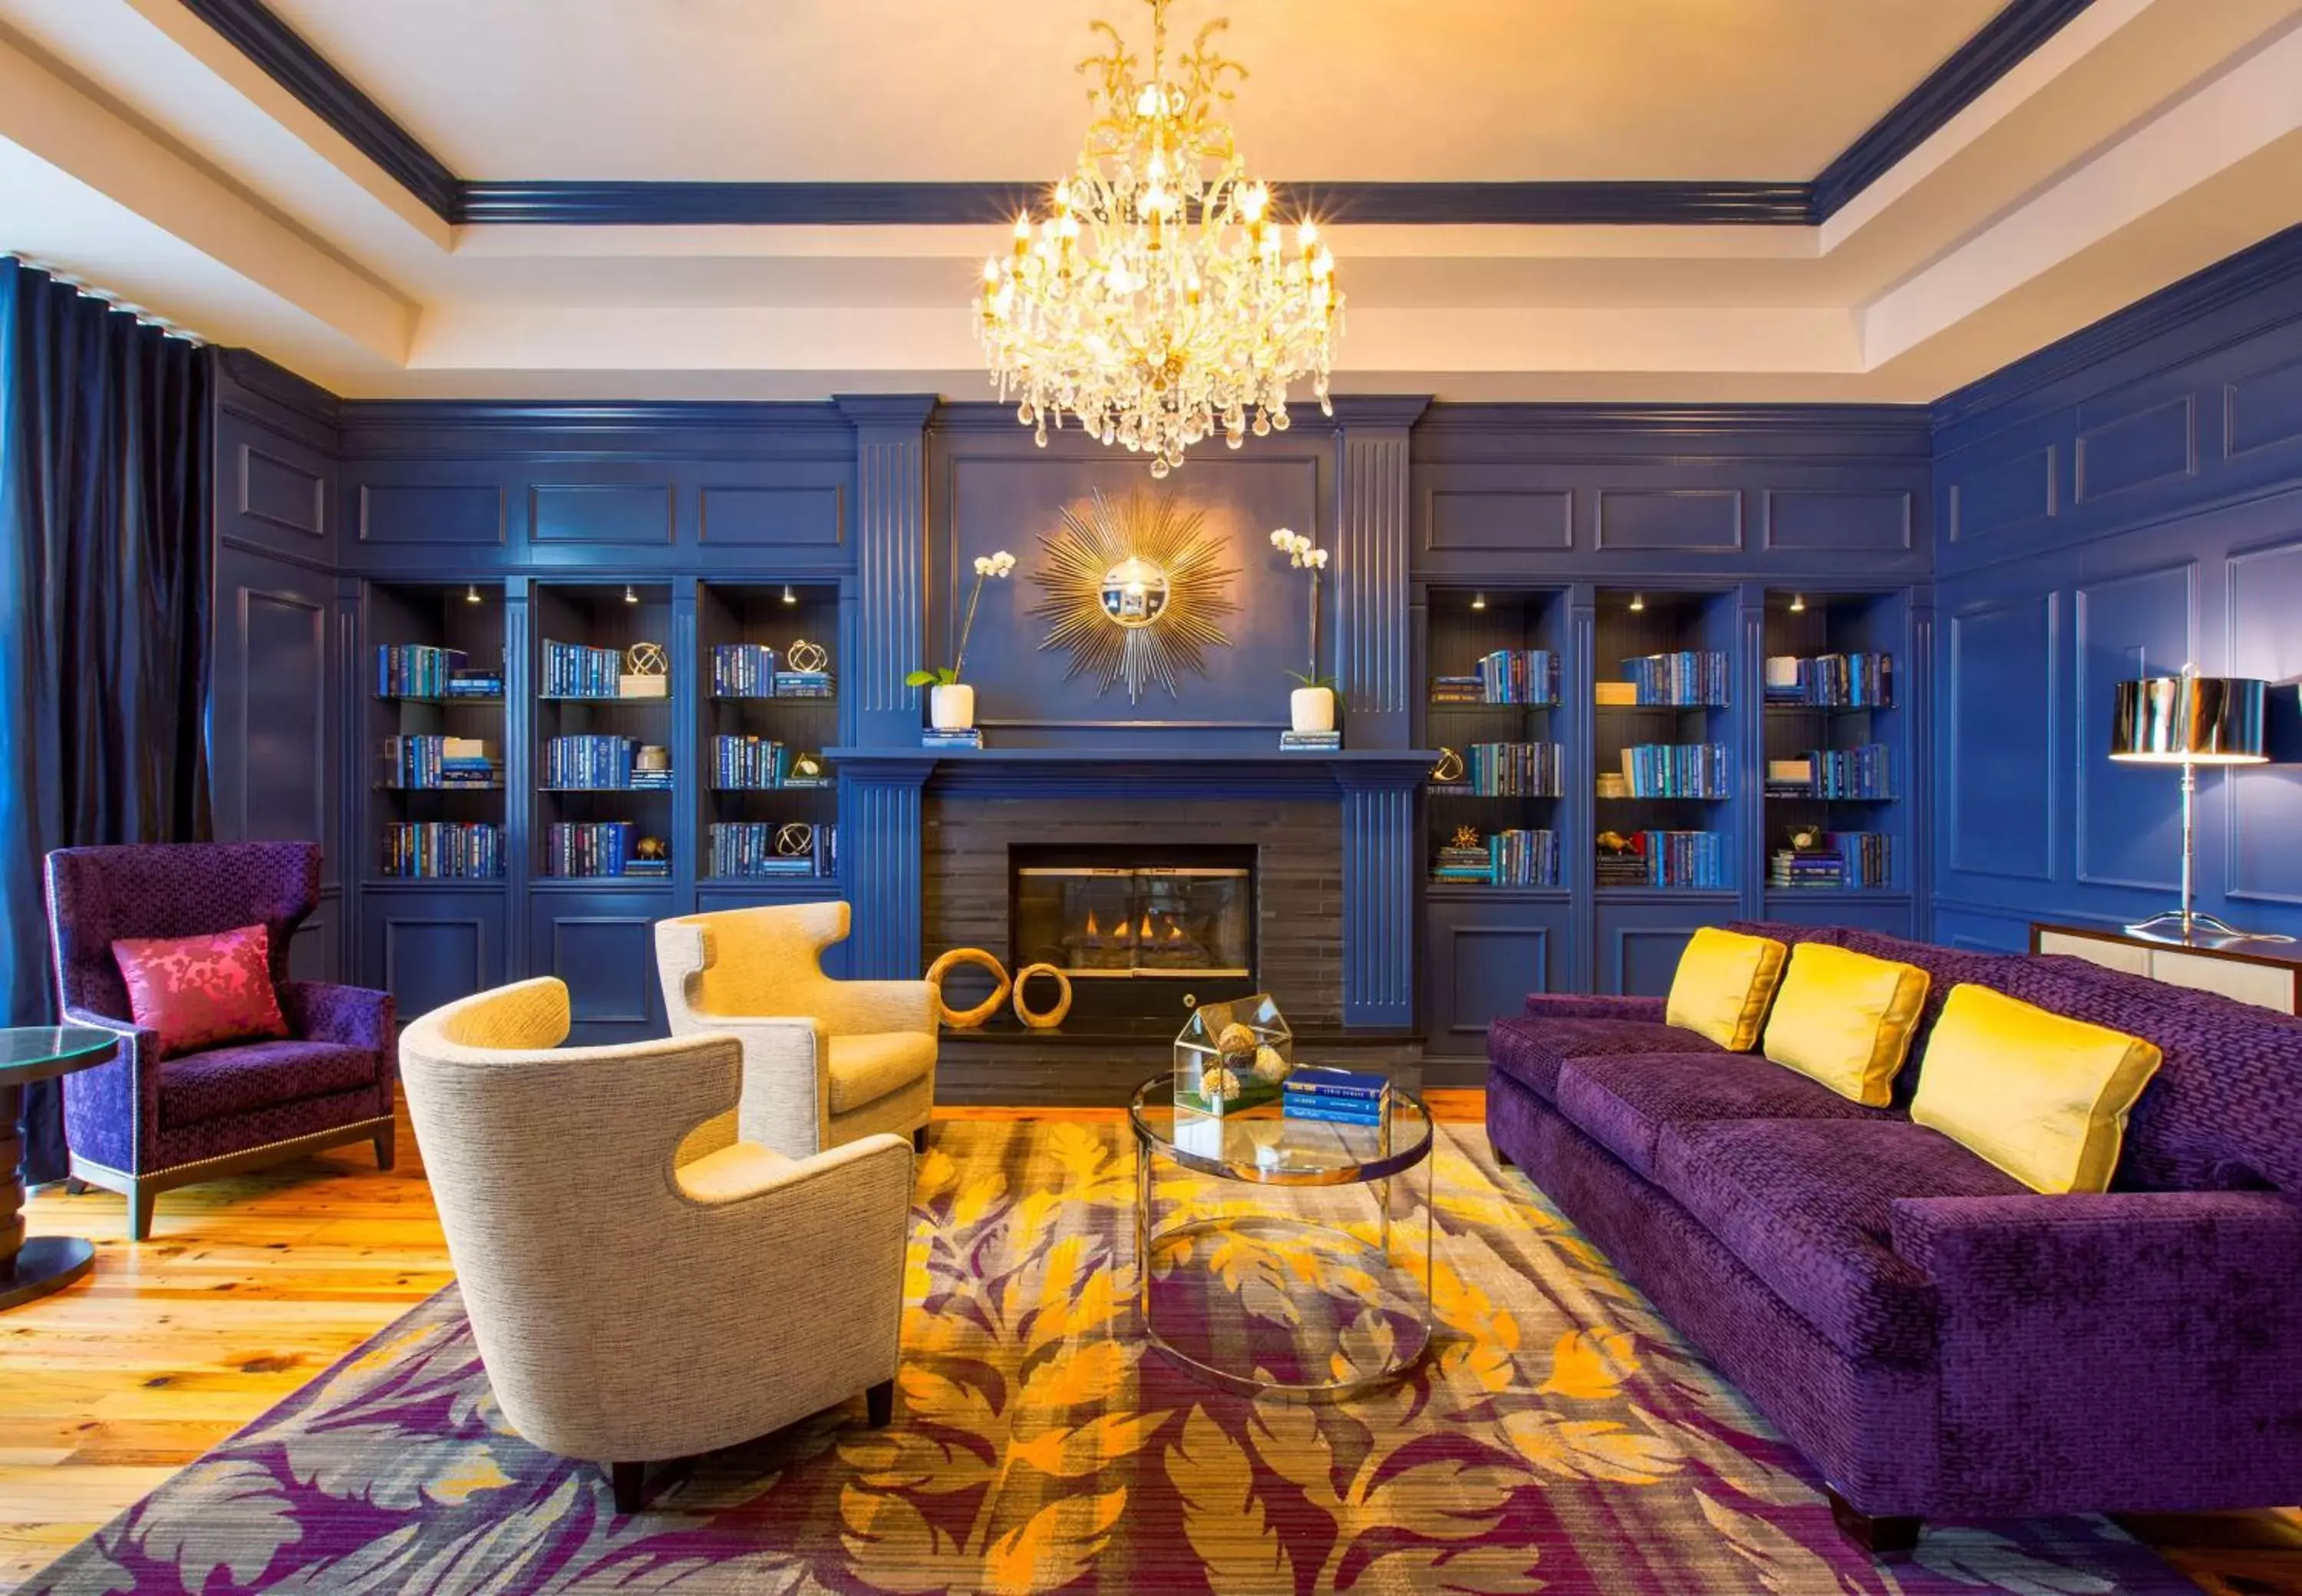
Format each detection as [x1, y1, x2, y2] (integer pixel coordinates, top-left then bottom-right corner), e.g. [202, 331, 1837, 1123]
[655, 901, 938, 1159]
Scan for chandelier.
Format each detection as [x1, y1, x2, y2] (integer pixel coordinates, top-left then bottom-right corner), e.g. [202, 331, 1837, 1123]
[977, 0, 1342, 477]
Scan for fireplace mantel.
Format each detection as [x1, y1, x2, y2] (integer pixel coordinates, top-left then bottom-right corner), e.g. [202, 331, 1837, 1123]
[828, 747, 1436, 799]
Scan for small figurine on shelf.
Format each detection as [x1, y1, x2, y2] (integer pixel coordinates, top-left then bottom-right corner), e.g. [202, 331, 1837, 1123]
[621, 641, 670, 699]
[625, 836, 671, 879]
[1451, 824, 1481, 849]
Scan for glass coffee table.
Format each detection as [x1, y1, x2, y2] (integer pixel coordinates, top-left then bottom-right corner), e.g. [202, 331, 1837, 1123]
[1128, 1075, 1433, 1399]
[1, 1027, 120, 1311]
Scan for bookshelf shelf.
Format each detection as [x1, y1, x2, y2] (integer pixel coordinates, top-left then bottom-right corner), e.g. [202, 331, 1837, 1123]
[1760, 591, 1906, 894]
[698, 582, 844, 887]
[367, 582, 509, 883]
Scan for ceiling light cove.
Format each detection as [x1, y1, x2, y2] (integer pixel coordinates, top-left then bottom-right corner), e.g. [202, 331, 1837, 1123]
[978, 0, 1340, 476]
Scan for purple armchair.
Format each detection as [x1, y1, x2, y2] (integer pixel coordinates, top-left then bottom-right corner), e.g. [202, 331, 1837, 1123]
[43, 843, 396, 1239]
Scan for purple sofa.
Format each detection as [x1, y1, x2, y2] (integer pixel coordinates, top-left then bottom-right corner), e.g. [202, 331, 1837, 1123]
[1486, 922, 2302, 1551]
[45, 843, 397, 1239]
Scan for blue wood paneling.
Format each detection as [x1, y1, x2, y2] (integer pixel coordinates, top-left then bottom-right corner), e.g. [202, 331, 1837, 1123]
[1598, 900, 1741, 994]
[1763, 489, 1911, 552]
[532, 890, 671, 1040]
[1946, 592, 2057, 884]
[1424, 481, 1574, 555]
[531, 482, 674, 545]
[2073, 563, 2192, 891]
[2075, 394, 2194, 504]
[360, 481, 506, 546]
[1424, 895, 1569, 1058]
[1947, 440, 2056, 542]
[2224, 353, 2302, 460]
[701, 484, 843, 548]
[362, 887, 505, 1022]
[239, 444, 327, 543]
[1596, 489, 1742, 552]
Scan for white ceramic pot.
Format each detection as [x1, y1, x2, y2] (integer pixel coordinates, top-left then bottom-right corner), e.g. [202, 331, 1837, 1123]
[1289, 686, 1336, 734]
[930, 682, 976, 731]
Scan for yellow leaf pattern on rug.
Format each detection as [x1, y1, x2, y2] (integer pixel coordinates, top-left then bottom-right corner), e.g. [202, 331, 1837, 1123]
[1166, 1407, 1294, 1596]
[981, 1486, 1126, 1596]
[1011, 1410, 1165, 1479]
[1539, 1326, 1641, 1400]
[1501, 1409, 1681, 1485]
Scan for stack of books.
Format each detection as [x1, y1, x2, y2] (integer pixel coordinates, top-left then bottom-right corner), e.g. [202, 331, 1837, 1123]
[773, 668, 835, 698]
[379, 736, 499, 790]
[1475, 648, 1562, 705]
[1764, 653, 1894, 707]
[1283, 1067, 1389, 1126]
[1430, 839, 1497, 884]
[622, 852, 670, 879]
[1280, 729, 1342, 752]
[1835, 830, 1891, 887]
[1431, 829, 1561, 887]
[1806, 744, 1892, 799]
[1600, 830, 1725, 889]
[1765, 757, 1817, 797]
[922, 727, 983, 750]
[542, 640, 632, 697]
[1624, 651, 1730, 707]
[546, 821, 635, 878]
[1429, 674, 1486, 704]
[706, 823, 839, 879]
[1451, 741, 1565, 796]
[381, 822, 502, 879]
[376, 645, 502, 699]
[711, 734, 788, 789]
[629, 764, 674, 792]
[1769, 849, 1845, 889]
[711, 643, 777, 697]
[1620, 742, 1730, 797]
[544, 734, 638, 790]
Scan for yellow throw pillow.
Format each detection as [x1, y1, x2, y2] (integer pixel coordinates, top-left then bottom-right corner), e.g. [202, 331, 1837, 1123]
[1760, 944, 1931, 1106]
[1665, 928, 1789, 1052]
[1911, 984, 2165, 1194]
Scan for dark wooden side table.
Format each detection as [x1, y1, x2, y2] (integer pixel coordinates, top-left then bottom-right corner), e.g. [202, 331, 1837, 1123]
[1, 1027, 119, 1311]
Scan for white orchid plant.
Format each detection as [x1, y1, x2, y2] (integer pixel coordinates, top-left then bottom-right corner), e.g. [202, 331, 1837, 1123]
[907, 549, 1015, 688]
[1271, 528, 1334, 692]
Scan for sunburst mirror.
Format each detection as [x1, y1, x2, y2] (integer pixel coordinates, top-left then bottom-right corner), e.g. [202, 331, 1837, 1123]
[1031, 488, 1238, 702]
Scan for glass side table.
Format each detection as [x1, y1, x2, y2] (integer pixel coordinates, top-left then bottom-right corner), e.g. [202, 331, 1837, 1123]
[1128, 1075, 1434, 1400]
[0, 1027, 119, 1311]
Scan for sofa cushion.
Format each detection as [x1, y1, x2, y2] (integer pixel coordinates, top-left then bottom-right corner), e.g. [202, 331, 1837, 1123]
[1653, 1118, 2027, 1364]
[113, 923, 290, 1060]
[1664, 927, 1789, 1051]
[1555, 1052, 1894, 1182]
[1832, 931, 2009, 1100]
[1488, 1014, 1720, 1103]
[828, 1032, 936, 1114]
[1761, 943, 1931, 1107]
[159, 1038, 379, 1127]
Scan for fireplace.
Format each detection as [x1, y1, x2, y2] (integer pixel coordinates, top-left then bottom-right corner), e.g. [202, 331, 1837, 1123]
[1011, 845, 1257, 1017]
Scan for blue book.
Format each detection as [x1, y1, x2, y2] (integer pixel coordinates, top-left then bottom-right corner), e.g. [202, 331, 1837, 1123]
[1285, 1067, 1389, 1100]
[1285, 1103, 1385, 1126]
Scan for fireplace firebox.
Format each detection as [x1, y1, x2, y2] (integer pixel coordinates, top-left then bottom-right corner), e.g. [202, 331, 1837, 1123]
[1011, 845, 1257, 1017]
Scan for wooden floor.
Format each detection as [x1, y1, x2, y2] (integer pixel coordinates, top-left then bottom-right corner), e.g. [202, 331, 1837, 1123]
[2, 1091, 2295, 1594]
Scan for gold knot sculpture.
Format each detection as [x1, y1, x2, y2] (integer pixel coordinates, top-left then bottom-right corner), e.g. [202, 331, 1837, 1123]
[784, 638, 829, 674]
[925, 948, 1011, 1030]
[624, 641, 668, 677]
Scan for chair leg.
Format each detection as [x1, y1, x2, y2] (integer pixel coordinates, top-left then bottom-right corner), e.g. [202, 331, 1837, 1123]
[609, 1462, 645, 1514]
[1489, 1138, 1514, 1169]
[1826, 1488, 1920, 1558]
[64, 1178, 89, 1195]
[128, 1183, 156, 1243]
[866, 1379, 895, 1429]
[912, 1124, 929, 1154]
[372, 1123, 397, 1172]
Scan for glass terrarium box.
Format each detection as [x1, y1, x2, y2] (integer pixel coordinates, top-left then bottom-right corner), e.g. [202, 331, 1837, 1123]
[1174, 994, 1294, 1116]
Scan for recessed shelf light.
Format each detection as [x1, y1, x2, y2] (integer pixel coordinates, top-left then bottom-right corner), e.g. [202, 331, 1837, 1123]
[782, 584, 798, 606]
[1469, 592, 1487, 612]
[1628, 593, 1646, 613]
[623, 584, 638, 605]
[464, 584, 482, 605]
[1789, 592, 1808, 613]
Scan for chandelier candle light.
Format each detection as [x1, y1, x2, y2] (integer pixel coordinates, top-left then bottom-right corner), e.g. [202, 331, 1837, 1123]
[977, 0, 1343, 477]
[907, 550, 1016, 731]
[1271, 528, 1332, 733]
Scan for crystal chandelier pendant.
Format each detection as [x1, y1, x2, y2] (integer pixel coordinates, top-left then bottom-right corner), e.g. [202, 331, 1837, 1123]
[975, 0, 1343, 476]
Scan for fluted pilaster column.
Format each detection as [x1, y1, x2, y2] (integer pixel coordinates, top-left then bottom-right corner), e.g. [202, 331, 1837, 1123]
[1330, 396, 1429, 750]
[835, 395, 938, 747]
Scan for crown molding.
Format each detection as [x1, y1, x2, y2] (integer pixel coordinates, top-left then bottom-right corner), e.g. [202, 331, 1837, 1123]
[1810, 0, 2096, 221]
[178, 0, 2099, 230]
[176, 0, 460, 222]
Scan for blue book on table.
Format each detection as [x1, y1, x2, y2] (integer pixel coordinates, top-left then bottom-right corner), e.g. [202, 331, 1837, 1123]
[1285, 1067, 1388, 1100]
[1285, 1102, 1385, 1126]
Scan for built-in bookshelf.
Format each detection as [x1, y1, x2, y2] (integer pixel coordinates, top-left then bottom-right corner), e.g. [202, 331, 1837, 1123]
[698, 582, 842, 883]
[1423, 589, 1568, 889]
[1762, 590, 1904, 892]
[533, 582, 675, 882]
[1593, 589, 1738, 892]
[367, 582, 507, 880]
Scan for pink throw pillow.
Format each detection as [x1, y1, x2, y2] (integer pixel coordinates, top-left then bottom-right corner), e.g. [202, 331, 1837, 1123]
[111, 924, 290, 1060]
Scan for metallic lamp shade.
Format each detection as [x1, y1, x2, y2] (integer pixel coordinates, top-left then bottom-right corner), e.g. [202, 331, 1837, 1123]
[2109, 676, 2268, 765]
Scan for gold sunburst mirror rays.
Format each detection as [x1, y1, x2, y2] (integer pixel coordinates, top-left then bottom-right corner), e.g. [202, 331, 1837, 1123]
[1032, 488, 1237, 702]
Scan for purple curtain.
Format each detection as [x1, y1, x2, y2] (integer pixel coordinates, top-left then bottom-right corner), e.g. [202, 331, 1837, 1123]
[0, 259, 213, 1182]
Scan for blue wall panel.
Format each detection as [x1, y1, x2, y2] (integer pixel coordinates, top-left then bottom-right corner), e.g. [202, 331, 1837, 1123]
[701, 483, 843, 549]
[533, 891, 671, 1040]
[531, 482, 674, 545]
[1763, 488, 1911, 552]
[1595, 488, 1741, 552]
[362, 887, 505, 1022]
[1932, 224, 2302, 943]
[360, 481, 506, 546]
[1424, 896, 1569, 1059]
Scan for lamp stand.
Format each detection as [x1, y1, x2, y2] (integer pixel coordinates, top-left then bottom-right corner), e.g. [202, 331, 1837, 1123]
[2124, 761, 2295, 945]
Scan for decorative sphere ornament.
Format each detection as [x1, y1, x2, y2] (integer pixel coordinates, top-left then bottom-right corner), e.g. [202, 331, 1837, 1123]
[1215, 1022, 1257, 1056]
[1252, 1044, 1290, 1082]
[625, 641, 668, 677]
[1202, 1066, 1242, 1103]
[1430, 747, 1465, 785]
[773, 823, 815, 857]
[785, 638, 829, 674]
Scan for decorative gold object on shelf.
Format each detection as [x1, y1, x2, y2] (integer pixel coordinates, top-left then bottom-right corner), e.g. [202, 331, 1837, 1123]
[790, 753, 825, 780]
[784, 639, 829, 674]
[1430, 747, 1465, 784]
[1450, 824, 1481, 849]
[773, 823, 815, 857]
[1595, 773, 1631, 800]
[634, 836, 668, 862]
[635, 744, 670, 773]
[1011, 962, 1074, 1029]
[926, 948, 1012, 1030]
[624, 641, 668, 677]
[1032, 487, 1235, 702]
[976, 0, 1341, 477]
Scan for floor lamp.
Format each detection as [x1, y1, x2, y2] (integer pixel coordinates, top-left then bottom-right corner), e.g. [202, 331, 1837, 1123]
[2108, 670, 2292, 945]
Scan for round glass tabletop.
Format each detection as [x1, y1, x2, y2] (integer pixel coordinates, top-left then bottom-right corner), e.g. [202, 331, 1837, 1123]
[0, 1026, 118, 1083]
[1127, 1075, 1433, 1186]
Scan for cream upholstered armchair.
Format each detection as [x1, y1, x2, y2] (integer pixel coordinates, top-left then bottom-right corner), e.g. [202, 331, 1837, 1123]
[655, 902, 938, 1159]
[397, 977, 911, 1514]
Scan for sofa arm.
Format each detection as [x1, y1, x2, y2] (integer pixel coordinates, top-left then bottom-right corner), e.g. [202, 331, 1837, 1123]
[58, 1007, 160, 1175]
[1522, 993, 1667, 1022]
[279, 981, 395, 1057]
[1889, 1191, 2302, 1514]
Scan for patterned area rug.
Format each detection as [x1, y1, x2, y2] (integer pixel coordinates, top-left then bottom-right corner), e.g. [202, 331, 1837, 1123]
[23, 1120, 2195, 1594]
